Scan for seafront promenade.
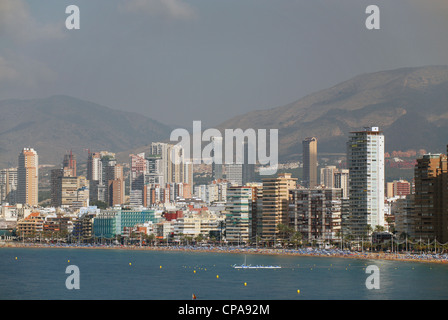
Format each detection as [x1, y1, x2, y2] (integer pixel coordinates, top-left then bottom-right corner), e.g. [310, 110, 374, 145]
[2, 242, 448, 265]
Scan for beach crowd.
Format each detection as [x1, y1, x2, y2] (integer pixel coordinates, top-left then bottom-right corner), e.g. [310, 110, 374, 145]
[2, 242, 448, 264]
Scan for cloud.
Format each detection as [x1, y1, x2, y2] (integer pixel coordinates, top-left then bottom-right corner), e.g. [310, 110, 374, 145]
[0, 53, 56, 88]
[0, 0, 65, 42]
[0, 56, 20, 82]
[118, 0, 196, 20]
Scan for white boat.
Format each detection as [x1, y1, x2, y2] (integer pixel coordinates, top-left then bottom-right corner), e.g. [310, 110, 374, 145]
[232, 255, 281, 269]
[233, 265, 281, 269]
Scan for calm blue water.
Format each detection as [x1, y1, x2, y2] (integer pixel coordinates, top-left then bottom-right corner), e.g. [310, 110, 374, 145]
[1, 247, 447, 300]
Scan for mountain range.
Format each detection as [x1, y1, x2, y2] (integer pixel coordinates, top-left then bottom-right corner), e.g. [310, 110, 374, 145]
[1, 65, 448, 167]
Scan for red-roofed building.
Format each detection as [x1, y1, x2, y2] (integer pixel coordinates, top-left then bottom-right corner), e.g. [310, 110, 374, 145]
[17, 212, 44, 237]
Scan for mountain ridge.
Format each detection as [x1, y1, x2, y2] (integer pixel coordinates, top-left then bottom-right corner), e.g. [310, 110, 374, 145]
[0, 95, 172, 167]
[217, 65, 448, 160]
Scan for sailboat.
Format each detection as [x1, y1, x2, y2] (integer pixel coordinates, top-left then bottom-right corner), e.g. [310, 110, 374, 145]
[232, 255, 281, 269]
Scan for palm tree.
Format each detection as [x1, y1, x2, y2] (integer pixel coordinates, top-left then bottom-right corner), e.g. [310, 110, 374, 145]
[146, 234, 154, 246]
[255, 235, 262, 248]
[277, 223, 294, 247]
[185, 236, 193, 246]
[195, 234, 204, 245]
[365, 224, 373, 237]
[291, 231, 303, 249]
[335, 230, 343, 249]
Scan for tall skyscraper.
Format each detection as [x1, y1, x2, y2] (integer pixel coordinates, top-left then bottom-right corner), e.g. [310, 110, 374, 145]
[347, 127, 385, 237]
[261, 173, 297, 243]
[17, 148, 39, 206]
[302, 137, 317, 188]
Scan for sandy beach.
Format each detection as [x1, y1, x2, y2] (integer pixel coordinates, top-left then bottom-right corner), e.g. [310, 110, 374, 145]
[2, 242, 448, 265]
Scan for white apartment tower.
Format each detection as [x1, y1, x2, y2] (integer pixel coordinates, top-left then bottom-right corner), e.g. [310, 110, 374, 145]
[347, 127, 385, 236]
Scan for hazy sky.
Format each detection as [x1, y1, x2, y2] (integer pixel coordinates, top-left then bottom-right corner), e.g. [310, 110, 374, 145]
[1, 0, 447, 128]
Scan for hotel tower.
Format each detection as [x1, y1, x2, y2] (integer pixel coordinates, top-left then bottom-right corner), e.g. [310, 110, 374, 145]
[347, 127, 385, 236]
[17, 147, 39, 206]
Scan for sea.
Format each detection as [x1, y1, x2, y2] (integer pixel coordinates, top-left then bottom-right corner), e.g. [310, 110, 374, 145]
[1, 247, 447, 300]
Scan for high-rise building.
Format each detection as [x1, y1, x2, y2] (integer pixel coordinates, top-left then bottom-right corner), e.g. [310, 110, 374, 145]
[183, 160, 194, 186]
[0, 168, 18, 204]
[108, 179, 125, 207]
[346, 127, 385, 237]
[194, 181, 228, 205]
[211, 137, 223, 180]
[289, 188, 343, 241]
[224, 186, 253, 245]
[413, 153, 448, 242]
[245, 182, 263, 242]
[87, 151, 102, 181]
[146, 154, 164, 186]
[129, 153, 147, 205]
[17, 148, 39, 206]
[261, 173, 297, 243]
[149, 142, 194, 185]
[87, 151, 102, 203]
[63, 150, 77, 177]
[320, 165, 336, 188]
[392, 195, 414, 238]
[149, 143, 173, 184]
[334, 169, 349, 199]
[225, 140, 255, 186]
[320, 165, 349, 198]
[50, 168, 63, 206]
[87, 151, 122, 205]
[51, 169, 89, 208]
[302, 137, 318, 188]
[225, 164, 243, 186]
[51, 152, 89, 208]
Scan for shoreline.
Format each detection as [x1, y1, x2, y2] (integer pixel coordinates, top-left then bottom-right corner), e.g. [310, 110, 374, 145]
[2, 242, 448, 265]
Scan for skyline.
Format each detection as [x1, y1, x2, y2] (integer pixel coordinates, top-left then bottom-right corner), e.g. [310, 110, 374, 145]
[1, 1, 448, 128]
[3, 124, 448, 245]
